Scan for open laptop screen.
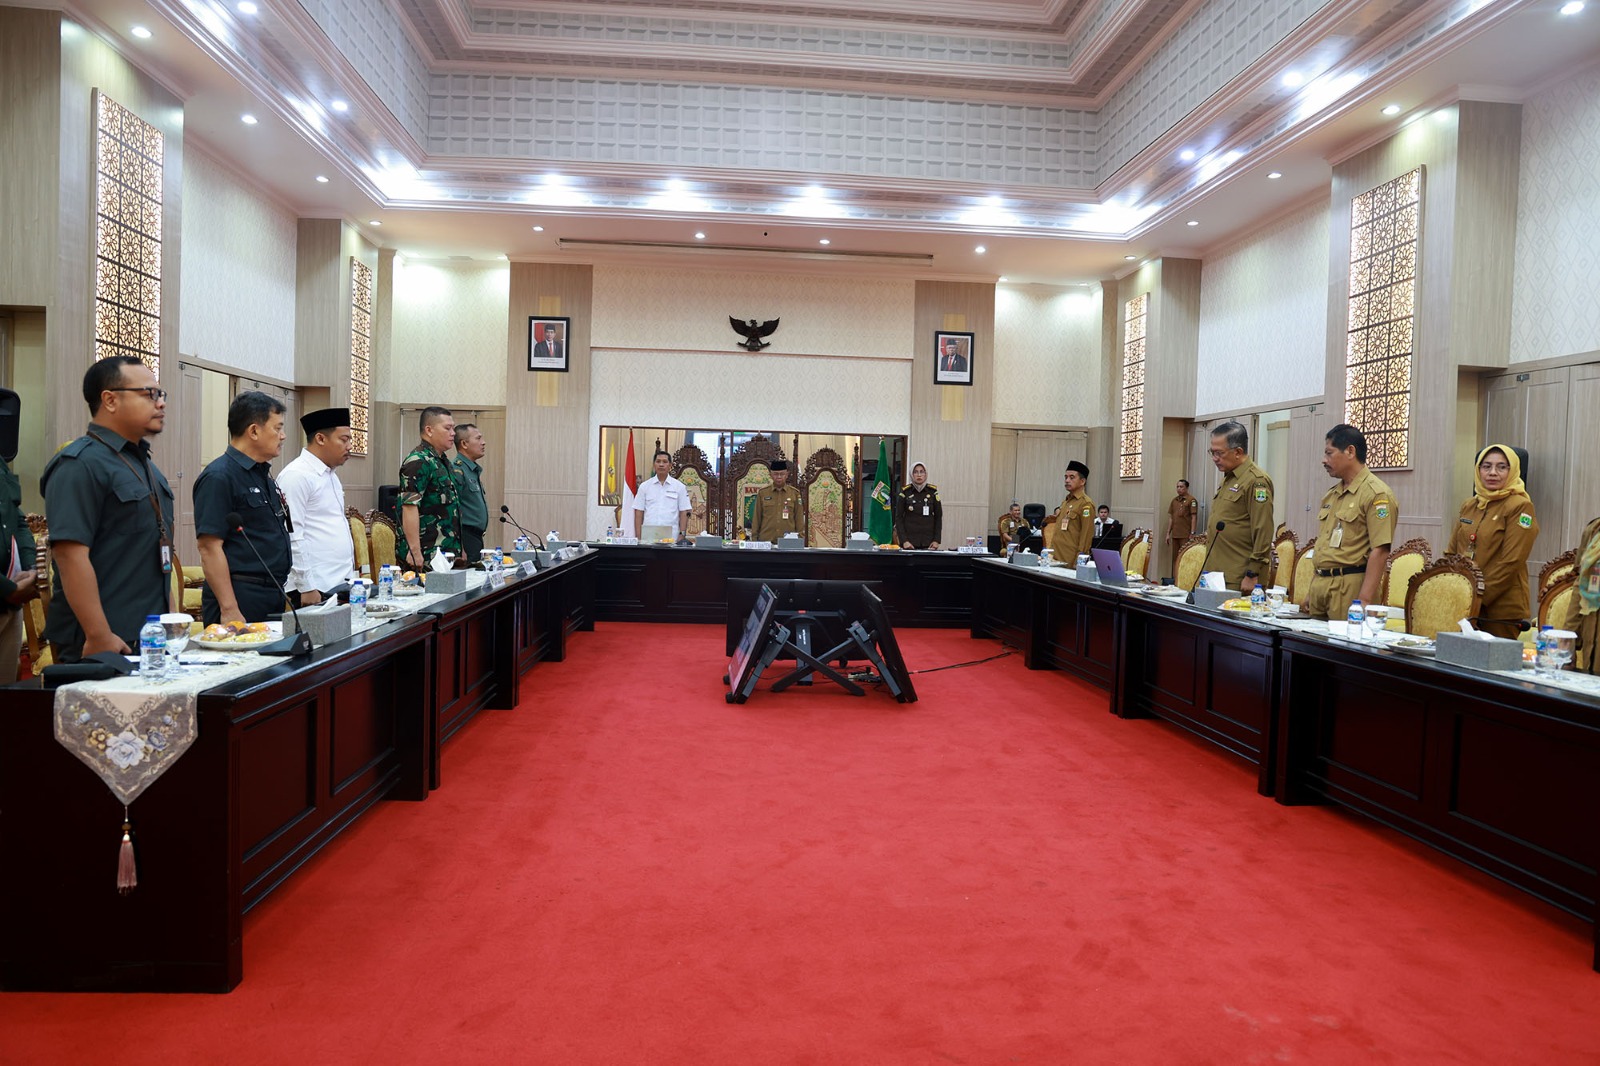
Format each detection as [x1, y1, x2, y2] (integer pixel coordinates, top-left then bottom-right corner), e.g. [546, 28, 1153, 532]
[1090, 547, 1129, 587]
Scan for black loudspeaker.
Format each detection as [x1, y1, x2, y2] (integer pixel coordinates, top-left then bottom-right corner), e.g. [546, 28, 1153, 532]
[377, 484, 400, 522]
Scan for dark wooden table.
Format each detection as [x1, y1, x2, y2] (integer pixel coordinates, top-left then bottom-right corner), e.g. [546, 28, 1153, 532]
[0, 553, 594, 993]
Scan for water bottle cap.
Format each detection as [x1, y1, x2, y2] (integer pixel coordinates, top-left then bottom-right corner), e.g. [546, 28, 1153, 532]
[146, 614, 160, 621]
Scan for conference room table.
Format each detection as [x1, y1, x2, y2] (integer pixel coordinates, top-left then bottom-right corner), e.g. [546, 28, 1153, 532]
[0, 552, 594, 993]
[6, 543, 1596, 989]
[968, 555, 1600, 971]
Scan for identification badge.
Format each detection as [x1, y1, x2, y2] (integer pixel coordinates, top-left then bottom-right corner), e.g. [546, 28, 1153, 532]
[1330, 523, 1343, 549]
[160, 543, 172, 573]
[1589, 565, 1599, 595]
[922, 505, 929, 516]
[782, 506, 790, 519]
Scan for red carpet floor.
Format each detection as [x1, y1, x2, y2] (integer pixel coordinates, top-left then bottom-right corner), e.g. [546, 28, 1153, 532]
[4, 623, 1598, 1064]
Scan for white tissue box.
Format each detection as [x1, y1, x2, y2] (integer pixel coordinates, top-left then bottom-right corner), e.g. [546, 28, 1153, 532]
[1435, 632, 1523, 672]
[506, 549, 540, 567]
[1008, 551, 1042, 567]
[775, 533, 804, 551]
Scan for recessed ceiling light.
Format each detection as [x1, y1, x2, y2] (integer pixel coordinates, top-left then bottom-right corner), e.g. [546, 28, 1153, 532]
[1268, 171, 1283, 179]
[130, 25, 152, 39]
[330, 100, 349, 113]
[532, 225, 544, 232]
[1560, 1, 1584, 15]
[315, 174, 329, 183]
[1281, 71, 1304, 88]
[236, 1, 257, 13]
[1178, 149, 1196, 162]
[975, 245, 987, 254]
[1382, 103, 1402, 116]
[694, 232, 706, 240]
[818, 239, 830, 245]
[998, 276, 1008, 282]
[1186, 220, 1199, 227]
[1124, 254, 1138, 261]
[368, 220, 381, 226]
[240, 114, 258, 125]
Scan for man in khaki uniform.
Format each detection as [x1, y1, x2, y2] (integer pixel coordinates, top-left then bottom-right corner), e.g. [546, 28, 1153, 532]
[1165, 479, 1197, 579]
[750, 459, 804, 543]
[1204, 420, 1274, 594]
[1302, 423, 1397, 621]
[1048, 461, 1095, 562]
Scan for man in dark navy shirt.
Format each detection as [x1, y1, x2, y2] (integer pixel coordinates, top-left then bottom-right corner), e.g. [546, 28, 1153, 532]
[193, 391, 292, 625]
[41, 357, 176, 661]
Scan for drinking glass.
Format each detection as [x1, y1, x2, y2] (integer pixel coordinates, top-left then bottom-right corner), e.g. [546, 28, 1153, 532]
[161, 613, 193, 674]
[1540, 629, 1577, 677]
[1267, 589, 1286, 613]
[1363, 605, 1388, 642]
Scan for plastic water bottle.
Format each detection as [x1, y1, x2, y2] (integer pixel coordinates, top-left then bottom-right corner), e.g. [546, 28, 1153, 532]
[378, 566, 395, 601]
[139, 615, 167, 683]
[1346, 599, 1366, 642]
[349, 578, 368, 624]
[1535, 625, 1554, 674]
[1249, 584, 1267, 619]
[515, 534, 531, 552]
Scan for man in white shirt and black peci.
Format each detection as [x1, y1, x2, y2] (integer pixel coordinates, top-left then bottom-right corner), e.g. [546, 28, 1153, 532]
[277, 407, 356, 606]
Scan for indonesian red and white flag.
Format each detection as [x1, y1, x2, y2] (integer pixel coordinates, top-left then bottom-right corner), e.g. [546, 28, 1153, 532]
[620, 430, 639, 535]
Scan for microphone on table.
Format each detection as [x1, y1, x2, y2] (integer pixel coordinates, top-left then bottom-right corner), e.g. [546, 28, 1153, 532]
[500, 505, 545, 547]
[1185, 520, 1227, 606]
[225, 510, 312, 656]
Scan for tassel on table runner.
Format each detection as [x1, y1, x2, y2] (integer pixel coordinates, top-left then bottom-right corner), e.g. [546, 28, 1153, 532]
[117, 807, 137, 894]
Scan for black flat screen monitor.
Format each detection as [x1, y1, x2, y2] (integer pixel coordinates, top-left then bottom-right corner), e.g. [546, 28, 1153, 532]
[726, 583, 779, 697]
[725, 578, 882, 657]
[856, 585, 916, 703]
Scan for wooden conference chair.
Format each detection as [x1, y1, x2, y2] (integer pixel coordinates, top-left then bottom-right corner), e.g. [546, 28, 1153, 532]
[1287, 545, 1316, 604]
[1126, 534, 1152, 580]
[1404, 554, 1484, 639]
[1537, 549, 1577, 602]
[347, 506, 373, 581]
[1268, 529, 1297, 589]
[1539, 575, 1576, 630]
[367, 511, 398, 572]
[1381, 537, 1433, 609]
[1173, 534, 1209, 591]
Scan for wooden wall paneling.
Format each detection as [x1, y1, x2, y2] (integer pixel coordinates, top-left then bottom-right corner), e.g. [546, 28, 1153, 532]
[293, 220, 342, 389]
[1562, 363, 1600, 548]
[504, 264, 593, 537]
[1522, 368, 1571, 560]
[0, 9, 61, 310]
[989, 429, 1018, 519]
[1449, 102, 1523, 373]
[911, 281, 994, 544]
[175, 361, 204, 565]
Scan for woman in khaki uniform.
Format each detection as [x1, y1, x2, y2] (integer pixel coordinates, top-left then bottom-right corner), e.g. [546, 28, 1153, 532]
[1563, 515, 1600, 673]
[1446, 445, 1537, 639]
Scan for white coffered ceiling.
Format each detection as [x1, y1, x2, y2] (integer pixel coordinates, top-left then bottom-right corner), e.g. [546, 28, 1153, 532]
[63, 0, 1600, 283]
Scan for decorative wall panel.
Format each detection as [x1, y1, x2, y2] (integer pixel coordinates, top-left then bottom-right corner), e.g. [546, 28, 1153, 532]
[993, 285, 1105, 428]
[93, 91, 162, 375]
[178, 149, 296, 381]
[350, 258, 373, 455]
[592, 266, 914, 358]
[1120, 293, 1148, 478]
[1345, 168, 1421, 470]
[425, 76, 1098, 188]
[1196, 198, 1329, 415]
[391, 260, 510, 407]
[1510, 63, 1600, 363]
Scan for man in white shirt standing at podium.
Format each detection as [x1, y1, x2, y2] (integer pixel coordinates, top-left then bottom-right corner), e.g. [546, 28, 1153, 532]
[278, 407, 356, 606]
[633, 448, 691, 542]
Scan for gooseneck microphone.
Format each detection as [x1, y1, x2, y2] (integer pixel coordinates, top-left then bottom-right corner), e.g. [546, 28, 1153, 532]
[225, 510, 312, 656]
[1185, 520, 1227, 606]
[500, 504, 545, 548]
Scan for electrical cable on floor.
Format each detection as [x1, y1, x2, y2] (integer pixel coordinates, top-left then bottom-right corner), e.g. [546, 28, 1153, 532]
[845, 649, 1014, 682]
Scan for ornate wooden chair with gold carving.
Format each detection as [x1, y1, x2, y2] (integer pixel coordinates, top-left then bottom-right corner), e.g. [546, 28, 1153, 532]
[1380, 537, 1433, 609]
[1404, 554, 1484, 639]
[1172, 533, 1210, 591]
[1538, 550, 1578, 602]
[366, 511, 398, 573]
[347, 506, 374, 581]
[671, 445, 720, 537]
[1126, 533, 1153, 581]
[800, 447, 852, 548]
[1268, 529, 1298, 590]
[1287, 544, 1316, 604]
[1539, 574, 1576, 630]
[723, 435, 787, 535]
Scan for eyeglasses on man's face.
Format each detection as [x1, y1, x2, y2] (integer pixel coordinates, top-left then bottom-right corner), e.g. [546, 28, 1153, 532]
[108, 386, 167, 403]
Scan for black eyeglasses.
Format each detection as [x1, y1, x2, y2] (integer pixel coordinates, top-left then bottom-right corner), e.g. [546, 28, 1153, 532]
[108, 386, 168, 402]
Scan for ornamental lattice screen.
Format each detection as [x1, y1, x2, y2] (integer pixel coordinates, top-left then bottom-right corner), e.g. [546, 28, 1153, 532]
[93, 91, 163, 376]
[1345, 167, 1422, 469]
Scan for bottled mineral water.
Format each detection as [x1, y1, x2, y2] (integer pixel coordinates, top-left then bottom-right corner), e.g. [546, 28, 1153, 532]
[349, 578, 368, 624]
[378, 566, 395, 600]
[1249, 584, 1267, 619]
[1346, 599, 1366, 642]
[139, 615, 167, 683]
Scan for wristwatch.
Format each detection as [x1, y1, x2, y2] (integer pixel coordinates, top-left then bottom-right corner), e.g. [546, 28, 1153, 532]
[1242, 569, 1259, 578]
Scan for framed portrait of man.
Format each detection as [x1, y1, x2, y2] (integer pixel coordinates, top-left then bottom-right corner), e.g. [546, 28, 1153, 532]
[528, 316, 572, 372]
[933, 331, 975, 386]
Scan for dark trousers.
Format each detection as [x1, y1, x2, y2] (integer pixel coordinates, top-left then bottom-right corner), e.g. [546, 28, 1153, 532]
[462, 526, 485, 560]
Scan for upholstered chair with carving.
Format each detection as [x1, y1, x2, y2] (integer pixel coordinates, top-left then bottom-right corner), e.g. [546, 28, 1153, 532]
[1381, 537, 1433, 609]
[1404, 554, 1484, 639]
[1173, 534, 1210, 591]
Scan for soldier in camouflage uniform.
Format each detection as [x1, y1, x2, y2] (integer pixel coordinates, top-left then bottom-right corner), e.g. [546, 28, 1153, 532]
[398, 406, 462, 568]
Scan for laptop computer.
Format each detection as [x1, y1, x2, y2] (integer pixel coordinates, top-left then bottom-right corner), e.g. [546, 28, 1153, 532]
[1090, 547, 1131, 587]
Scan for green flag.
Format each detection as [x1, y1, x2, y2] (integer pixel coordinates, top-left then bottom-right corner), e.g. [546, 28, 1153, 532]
[867, 440, 894, 544]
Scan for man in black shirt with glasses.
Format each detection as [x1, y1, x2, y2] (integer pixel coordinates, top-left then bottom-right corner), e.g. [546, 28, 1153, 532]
[41, 357, 177, 661]
[194, 391, 292, 625]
